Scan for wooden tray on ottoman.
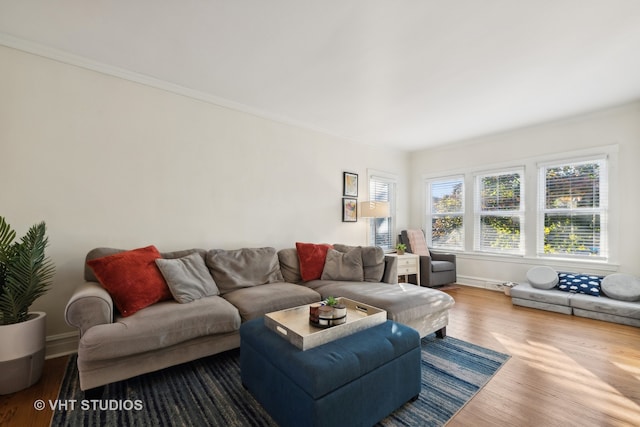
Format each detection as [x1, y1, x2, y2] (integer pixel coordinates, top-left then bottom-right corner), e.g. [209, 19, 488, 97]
[264, 297, 387, 350]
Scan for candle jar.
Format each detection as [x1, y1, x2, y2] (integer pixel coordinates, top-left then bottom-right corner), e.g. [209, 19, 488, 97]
[309, 303, 321, 324]
[332, 304, 347, 325]
[318, 306, 334, 326]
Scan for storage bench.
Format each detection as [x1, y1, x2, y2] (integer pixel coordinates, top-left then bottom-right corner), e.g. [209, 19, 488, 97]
[240, 318, 421, 427]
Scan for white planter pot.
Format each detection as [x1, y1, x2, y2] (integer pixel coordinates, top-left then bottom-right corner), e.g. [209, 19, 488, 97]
[0, 311, 46, 395]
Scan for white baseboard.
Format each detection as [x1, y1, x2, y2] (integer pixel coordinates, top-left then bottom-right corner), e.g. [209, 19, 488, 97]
[458, 275, 510, 292]
[46, 331, 78, 359]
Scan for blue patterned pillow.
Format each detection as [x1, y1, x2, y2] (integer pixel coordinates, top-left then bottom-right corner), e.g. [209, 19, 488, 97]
[557, 272, 602, 297]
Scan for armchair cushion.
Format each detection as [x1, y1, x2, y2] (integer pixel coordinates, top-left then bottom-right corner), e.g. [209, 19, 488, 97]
[431, 260, 455, 272]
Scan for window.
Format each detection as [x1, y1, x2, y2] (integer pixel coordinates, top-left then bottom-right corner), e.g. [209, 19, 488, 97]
[538, 157, 608, 259]
[474, 169, 524, 255]
[426, 177, 464, 250]
[368, 173, 396, 250]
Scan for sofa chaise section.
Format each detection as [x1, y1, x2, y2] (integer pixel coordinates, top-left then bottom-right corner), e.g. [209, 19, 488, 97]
[304, 280, 454, 338]
[278, 245, 455, 338]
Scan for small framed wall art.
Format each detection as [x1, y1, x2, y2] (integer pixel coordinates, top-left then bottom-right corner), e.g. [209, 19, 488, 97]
[343, 172, 358, 197]
[342, 197, 358, 222]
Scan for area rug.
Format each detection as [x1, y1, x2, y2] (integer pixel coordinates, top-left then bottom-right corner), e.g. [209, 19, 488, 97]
[52, 335, 509, 427]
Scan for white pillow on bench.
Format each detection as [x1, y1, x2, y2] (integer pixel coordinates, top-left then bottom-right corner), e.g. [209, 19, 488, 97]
[526, 266, 559, 290]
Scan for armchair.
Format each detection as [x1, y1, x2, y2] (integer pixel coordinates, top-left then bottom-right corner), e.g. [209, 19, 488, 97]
[399, 230, 456, 287]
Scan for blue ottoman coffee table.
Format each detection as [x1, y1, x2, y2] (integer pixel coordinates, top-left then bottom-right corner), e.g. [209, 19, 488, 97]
[240, 317, 421, 427]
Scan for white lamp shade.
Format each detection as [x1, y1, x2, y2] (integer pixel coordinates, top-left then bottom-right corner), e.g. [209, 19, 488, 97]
[359, 201, 390, 218]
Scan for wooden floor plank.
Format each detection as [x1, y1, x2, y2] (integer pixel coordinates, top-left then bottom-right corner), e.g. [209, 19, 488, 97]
[1, 285, 638, 426]
[0, 355, 67, 427]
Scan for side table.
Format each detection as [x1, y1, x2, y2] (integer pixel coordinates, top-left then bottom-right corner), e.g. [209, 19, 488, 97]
[388, 253, 420, 286]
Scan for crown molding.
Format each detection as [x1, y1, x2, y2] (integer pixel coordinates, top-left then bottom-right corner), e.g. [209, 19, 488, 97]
[0, 32, 358, 145]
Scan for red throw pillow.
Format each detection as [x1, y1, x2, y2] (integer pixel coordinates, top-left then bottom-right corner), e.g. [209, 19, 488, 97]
[296, 242, 333, 282]
[87, 245, 172, 317]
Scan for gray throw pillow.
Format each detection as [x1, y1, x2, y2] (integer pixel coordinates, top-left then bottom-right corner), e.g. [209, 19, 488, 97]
[206, 247, 284, 294]
[155, 252, 220, 303]
[321, 248, 364, 281]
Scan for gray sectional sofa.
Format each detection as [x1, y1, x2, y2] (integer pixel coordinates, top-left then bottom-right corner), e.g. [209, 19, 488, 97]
[65, 244, 455, 391]
[511, 271, 640, 327]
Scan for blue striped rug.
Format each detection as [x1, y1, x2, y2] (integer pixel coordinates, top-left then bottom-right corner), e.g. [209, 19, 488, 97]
[53, 335, 509, 426]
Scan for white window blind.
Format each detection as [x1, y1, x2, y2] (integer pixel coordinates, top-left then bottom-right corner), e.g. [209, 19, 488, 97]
[369, 175, 395, 250]
[538, 157, 608, 258]
[427, 177, 464, 250]
[474, 170, 524, 254]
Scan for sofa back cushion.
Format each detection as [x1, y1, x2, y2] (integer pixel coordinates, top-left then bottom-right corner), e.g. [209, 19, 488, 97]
[278, 248, 302, 283]
[206, 247, 284, 294]
[333, 244, 385, 282]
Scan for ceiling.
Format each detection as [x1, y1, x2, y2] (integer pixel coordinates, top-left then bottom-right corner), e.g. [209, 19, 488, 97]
[2, 1, 640, 151]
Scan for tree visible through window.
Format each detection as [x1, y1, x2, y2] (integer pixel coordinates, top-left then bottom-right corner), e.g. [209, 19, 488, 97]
[539, 159, 607, 257]
[428, 177, 464, 250]
[475, 170, 524, 254]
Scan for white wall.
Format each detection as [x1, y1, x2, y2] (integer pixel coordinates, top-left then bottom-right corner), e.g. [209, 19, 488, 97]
[409, 102, 640, 287]
[0, 45, 410, 349]
[4, 41, 638, 354]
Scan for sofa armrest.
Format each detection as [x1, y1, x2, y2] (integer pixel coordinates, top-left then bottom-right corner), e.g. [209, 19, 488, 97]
[65, 282, 114, 337]
[382, 255, 398, 284]
[429, 251, 456, 263]
[418, 255, 433, 272]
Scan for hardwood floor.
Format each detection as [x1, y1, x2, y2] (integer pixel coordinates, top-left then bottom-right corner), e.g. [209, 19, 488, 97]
[445, 286, 640, 427]
[1, 285, 638, 427]
[0, 355, 67, 427]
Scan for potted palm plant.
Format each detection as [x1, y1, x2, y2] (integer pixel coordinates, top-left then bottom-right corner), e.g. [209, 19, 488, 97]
[0, 216, 55, 394]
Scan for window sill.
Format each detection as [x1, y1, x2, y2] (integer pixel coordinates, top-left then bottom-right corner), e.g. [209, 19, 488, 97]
[453, 251, 619, 272]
